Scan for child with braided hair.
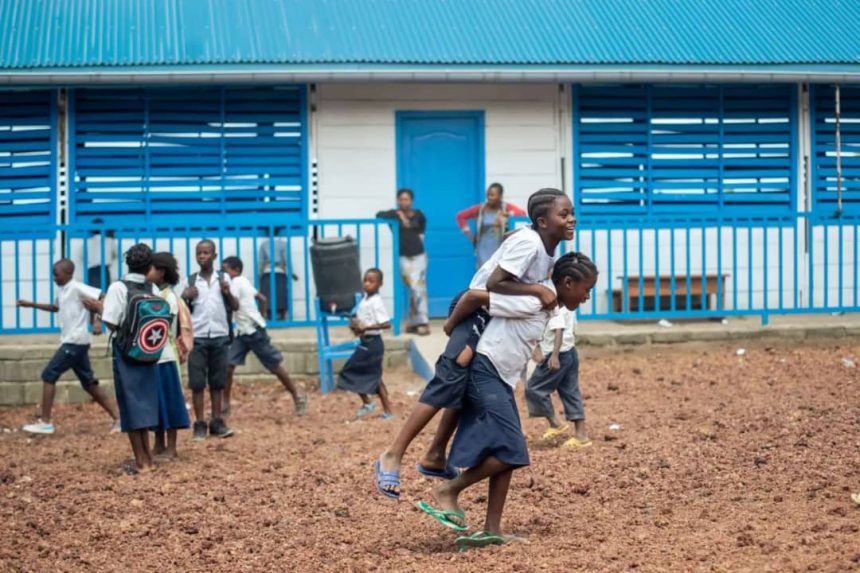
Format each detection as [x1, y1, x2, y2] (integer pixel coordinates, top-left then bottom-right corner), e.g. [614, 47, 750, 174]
[375, 188, 575, 500]
[416, 252, 598, 549]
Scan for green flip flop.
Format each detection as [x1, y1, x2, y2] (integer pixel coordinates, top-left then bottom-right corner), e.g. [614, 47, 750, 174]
[455, 530, 507, 551]
[415, 501, 468, 532]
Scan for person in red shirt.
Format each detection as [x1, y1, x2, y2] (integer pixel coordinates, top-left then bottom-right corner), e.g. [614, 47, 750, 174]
[456, 183, 526, 269]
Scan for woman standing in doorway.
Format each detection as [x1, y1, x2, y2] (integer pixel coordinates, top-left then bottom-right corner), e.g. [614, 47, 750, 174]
[456, 183, 526, 269]
[377, 188, 431, 336]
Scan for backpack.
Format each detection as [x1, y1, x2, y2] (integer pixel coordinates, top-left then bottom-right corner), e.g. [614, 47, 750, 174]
[115, 280, 172, 363]
[186, 271, 234, 341]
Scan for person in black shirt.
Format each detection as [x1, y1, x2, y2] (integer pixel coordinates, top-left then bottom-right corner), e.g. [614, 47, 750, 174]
[376, 188, 430, 335]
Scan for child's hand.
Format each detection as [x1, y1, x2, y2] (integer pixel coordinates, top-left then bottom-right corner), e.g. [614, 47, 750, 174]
[548, 353, 561, 372]
[219, 280, 231, 296]
[534, 285, 558, 310]
[443, 318, 455, 336]
[16, 299, 31, 308]
[182, 286, 198, 300]
[92, 322, 102, 336]
[81, 297, 102, 313]
[531, 347, 543, 363]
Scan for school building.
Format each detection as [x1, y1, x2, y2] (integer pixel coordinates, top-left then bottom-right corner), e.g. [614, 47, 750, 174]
[1, 0, 860, 333]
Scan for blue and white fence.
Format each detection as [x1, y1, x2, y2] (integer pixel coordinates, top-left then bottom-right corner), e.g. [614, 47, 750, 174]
[0, 219, 401, 335]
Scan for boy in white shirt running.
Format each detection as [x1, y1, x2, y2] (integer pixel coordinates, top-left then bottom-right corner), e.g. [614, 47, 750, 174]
[222, 256, 307, 416]
[17, 259, 119, 434]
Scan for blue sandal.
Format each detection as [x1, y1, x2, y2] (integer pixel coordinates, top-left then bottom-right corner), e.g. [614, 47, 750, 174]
[416, 463, 460, 480]
[374, 460, 400, 500]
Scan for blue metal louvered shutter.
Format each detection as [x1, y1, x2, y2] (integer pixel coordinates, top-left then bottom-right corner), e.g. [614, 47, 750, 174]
[573, 84, 797, 217]
[69, 86, 307, 225]
[811, 85, 860, 215]
[0, 91, 57, 228]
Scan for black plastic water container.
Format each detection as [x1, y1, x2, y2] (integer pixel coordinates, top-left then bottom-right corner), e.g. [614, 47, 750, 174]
[310, 236, 362, 313]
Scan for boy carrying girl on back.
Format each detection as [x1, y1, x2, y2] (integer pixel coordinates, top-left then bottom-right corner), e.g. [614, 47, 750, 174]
[17, 259, 119, 435]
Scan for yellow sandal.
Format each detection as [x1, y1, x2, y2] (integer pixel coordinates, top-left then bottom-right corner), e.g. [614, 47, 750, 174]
[563, 437, 593, 449]
[541, 425, 569, 441]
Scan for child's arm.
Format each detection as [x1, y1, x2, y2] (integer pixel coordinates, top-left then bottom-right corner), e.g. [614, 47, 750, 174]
[486, 266, 556, 309]
[547, 329, 563, 371]
[355, 320, 391, 334]
[219, 278, 239, 311]
[254, 292, 269, 317]
[443, 289, 490, 336]
[16, 300, 58, 313]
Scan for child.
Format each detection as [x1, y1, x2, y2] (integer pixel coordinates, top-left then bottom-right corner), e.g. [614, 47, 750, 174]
[178, 239, 239, 440]
[337, 268, 394, 420]
[221, 256, 308, 416]
[375, 188, 574, 499]
[526, 305, 590, 448]
[417, 252, 598, 550]
[17, 259, 119, 434]
[147, 252, 191, 460]
[97, 244, 162, 472]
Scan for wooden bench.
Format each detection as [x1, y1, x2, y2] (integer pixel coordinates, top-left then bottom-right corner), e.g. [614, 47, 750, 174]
[612, 274, 728, 313]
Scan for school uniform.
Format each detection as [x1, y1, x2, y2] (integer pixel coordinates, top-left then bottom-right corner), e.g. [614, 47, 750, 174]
[449, 284, 556, 469]
[337, 293, 389, 395]
[228, 275, 284, 371]
[41, 280, 103, 388]
[154, 288, 191, 432]
[258, 238, 289, 318]
[525, 307, 583, 421]
[102, 274, 160, 433]
[419, 227, 555, 410]
[177, 272, 233, 391]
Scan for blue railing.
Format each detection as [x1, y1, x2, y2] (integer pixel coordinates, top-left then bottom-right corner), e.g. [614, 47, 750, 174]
[0, 219, 401, 335]
[509, 212, 860, 324]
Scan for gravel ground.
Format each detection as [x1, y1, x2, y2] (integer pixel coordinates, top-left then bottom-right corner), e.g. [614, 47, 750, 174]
[0, 339, 858, 573]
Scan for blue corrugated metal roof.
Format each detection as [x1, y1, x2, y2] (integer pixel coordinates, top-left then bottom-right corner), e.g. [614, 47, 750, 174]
[1, 0, 859, 70]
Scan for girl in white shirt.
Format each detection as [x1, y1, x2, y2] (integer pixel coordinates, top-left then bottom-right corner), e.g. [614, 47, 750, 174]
[417, 252, 598, 550]
[337, 268, 394, 420]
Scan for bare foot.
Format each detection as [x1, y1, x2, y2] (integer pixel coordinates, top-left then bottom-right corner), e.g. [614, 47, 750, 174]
[378, 450, 401, 475]
[418, 452, 448, 474]
[431, 481, 464, 517]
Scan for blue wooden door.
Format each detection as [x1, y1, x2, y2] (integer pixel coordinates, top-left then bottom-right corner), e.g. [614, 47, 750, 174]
[396, 111, 484, 317]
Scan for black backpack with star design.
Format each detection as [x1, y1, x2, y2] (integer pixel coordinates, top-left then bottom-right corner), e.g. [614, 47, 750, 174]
[115, 280, 173, 364]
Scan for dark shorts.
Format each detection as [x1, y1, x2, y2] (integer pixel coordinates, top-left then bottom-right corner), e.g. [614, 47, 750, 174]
[259, 272, 289, 317]
[187, 336, 231, 391]
[229, 328, 283, 371]
[449, 354, 530, 469]
[42, 343, 98, 388]
[419, 290, 490, 410]
[87, 266, 110, 291]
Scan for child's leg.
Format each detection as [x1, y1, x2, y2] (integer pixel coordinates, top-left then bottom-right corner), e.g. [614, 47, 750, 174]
[128, 430, 153, 469]
[420, 408, 460, 470]
[84, 385, 119, 421]
[270, 364, 301, 401]
[557, 350, 587, 441]
[484, 468, 514, 536]
[153, 430, 166, 455]
[525, 363, 564, 429]
[224, 364, 235, 411]
[166, 429, 178, 458]
[359, 393, 371, 405]
[208, 337, 230, 421]
[38, 383, 56, 424]
[191, 390, 206, 422]
[377, 381, 393, 415]
[378, 402, 440, 473]
[431, 455, 515, 516]
[188, 341, 207, 422]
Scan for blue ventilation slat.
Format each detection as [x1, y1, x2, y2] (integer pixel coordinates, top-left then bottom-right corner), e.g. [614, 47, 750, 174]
[69, 86, 307, 225]
[0, 91, 57, 228]
[573, 84, 796, 217]
[811, 85, 860, 215]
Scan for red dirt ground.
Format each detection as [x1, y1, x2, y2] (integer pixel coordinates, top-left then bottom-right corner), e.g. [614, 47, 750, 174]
[1, 339, 859, 573]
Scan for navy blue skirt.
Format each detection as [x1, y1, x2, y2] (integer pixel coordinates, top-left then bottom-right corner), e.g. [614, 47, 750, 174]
[448, 354, 530, 469]
[154, 361, 191, 432]
[337, 335, 384, 395]
[419, 291, 491, 410]
[112, 344, 160, 433]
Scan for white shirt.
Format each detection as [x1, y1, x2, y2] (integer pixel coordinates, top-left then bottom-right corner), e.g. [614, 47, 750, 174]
[258, 238, 287, 274]
[157, 288, 179, 364]
[101, 273, 159, 328]
[356, 293, 390, 336]
[477, 281, 557, 388]
[55, 280, 102, 345]
[177, 271, 232, 339]
[470, 227, 555, 289]
[229, 275, 266, 335]
[539, 306, 576, 355]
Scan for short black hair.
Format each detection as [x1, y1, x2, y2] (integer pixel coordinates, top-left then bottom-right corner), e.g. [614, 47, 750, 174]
[488, 182, 504, 195]
[397, 188, 414, 200]
[125, 243, 153, 274]
[552, 251, 598, 285]
[222, 256, 243, 273]
[152, 252, 180, 287]
[197, 239, 216, 252]
[527, 188, 567, 224]
[54, 259, 75, 274]
[365, 267, 384, 282]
